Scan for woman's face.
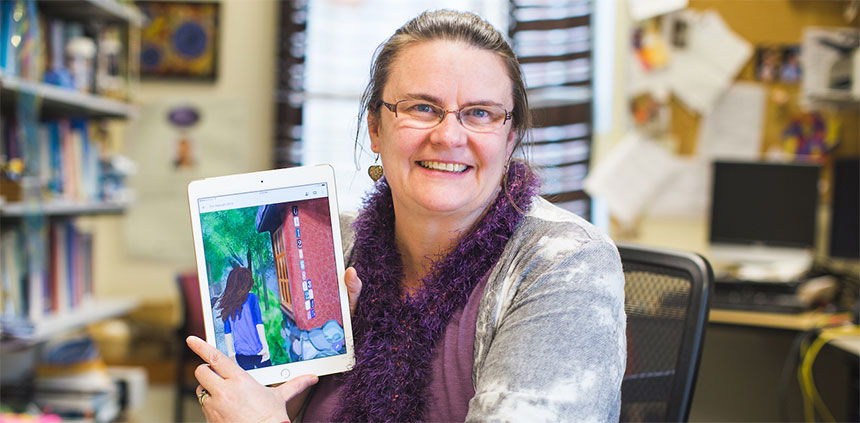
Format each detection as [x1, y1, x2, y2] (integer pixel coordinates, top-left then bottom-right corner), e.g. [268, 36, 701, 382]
[369, 40, 516, 222]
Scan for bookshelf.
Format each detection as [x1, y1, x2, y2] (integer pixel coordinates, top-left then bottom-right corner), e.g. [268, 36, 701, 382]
[1, 72, 136, 118]
[0, 298, 138, 350]
[0, 198, 130, 217]
[0, 0, 141, 348]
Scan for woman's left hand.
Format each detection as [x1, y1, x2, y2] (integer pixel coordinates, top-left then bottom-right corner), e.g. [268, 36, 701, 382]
[186, 336, 318, 423]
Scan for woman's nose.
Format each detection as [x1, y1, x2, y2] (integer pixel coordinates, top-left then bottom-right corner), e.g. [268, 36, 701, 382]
[429, 112, 467, 147]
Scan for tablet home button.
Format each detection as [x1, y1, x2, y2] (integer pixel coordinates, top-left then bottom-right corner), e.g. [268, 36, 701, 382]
[281, 368, 291, 379]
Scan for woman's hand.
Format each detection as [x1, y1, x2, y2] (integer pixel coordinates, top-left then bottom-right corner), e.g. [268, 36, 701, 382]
[345, 266, 363, 315]
[186, 336, 318, 423]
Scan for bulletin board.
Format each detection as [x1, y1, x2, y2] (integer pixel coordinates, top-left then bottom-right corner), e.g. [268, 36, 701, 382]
[671, 0, 859, 159]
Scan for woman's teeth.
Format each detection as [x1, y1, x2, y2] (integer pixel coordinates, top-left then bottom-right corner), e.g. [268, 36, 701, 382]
[419, 161, 467, 173]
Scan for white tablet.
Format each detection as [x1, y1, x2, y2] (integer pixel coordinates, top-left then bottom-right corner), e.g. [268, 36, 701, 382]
[187, 165, 354, 386]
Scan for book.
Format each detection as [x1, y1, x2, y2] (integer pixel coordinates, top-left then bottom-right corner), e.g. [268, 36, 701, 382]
[0, 0, 20, 75]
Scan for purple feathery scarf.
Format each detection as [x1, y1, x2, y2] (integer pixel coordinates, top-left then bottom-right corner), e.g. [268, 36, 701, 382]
[333, 161, 539, 422]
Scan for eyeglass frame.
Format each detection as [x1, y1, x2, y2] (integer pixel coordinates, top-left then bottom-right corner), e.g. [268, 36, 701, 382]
[380, 99, 513, 133]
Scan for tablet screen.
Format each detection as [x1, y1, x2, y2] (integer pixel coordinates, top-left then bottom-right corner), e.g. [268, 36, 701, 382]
[196, 182, 346, 370]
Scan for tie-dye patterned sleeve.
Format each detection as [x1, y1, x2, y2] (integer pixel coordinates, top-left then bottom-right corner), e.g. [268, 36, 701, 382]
[468, 198, 627, 422]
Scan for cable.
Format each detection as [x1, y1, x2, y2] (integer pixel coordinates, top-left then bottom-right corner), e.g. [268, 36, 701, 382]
[780, 328, 818, 422]
[800, 334, 833, 422]
[797, 336, 816, 422]
[799, 325, 860, 423]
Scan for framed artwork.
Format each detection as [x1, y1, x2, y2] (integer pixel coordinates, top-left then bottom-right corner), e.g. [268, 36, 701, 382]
[137, 1, 219, 80]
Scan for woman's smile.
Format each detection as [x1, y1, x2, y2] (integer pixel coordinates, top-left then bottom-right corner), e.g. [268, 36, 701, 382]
[417, 160, 470, 173]
[369, 40, 515, 220]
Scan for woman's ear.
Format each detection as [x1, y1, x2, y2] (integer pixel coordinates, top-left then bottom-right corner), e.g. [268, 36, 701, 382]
[368, 113, 380, 153]
[506, 128, 517, 159]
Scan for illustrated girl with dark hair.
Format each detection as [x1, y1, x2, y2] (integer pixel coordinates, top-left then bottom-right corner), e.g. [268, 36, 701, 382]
[219, 266, 271, 370]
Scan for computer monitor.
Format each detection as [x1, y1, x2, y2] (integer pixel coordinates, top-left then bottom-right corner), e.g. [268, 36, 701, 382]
[708, 161, 821, 266]
[829, 158, 859, 259]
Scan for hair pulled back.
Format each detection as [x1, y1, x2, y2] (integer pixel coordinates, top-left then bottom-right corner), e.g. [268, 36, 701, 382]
[356, 9, 532, 159]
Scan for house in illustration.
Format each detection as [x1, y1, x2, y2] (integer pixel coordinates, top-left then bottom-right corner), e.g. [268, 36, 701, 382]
[254, 198, 342, 331]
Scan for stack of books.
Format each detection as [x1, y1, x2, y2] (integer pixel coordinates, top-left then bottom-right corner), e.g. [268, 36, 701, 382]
[33, 335, 121, 422]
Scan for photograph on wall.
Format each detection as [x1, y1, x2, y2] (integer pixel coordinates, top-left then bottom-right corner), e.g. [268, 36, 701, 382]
[779, 45, 801, 83]
[755, 45, 782, 82]
[137, 1, 219, 80]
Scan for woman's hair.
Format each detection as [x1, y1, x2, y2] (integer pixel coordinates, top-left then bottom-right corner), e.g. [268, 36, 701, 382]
[219, 266, 254, 323]
[356, 10, 532, 174]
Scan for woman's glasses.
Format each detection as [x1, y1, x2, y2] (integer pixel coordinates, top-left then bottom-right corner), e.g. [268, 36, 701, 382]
[381, 99, 512, 133]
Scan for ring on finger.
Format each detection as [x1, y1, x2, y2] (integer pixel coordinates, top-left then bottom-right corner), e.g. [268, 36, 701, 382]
[197, 388, 210, 406]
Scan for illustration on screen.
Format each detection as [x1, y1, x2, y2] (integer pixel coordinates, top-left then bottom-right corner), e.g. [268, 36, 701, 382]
[199, 196, 345, 370]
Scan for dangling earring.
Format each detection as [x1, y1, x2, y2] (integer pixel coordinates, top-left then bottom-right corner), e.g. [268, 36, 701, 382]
[368, 154, 383, 182]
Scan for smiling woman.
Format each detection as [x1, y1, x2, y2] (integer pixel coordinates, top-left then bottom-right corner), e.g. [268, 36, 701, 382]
[369, 40, 516, 232]
[187, 9, 626, 423]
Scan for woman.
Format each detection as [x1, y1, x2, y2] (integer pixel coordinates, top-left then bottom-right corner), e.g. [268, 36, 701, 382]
[187, 10, 626, 422]
[219, 266, 271, 370]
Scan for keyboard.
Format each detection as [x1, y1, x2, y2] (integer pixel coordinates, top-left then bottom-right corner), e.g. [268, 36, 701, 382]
[711, 280, 808, 314]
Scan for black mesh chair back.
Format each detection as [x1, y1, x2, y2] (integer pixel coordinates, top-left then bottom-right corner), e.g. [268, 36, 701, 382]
[618, 242, 713, 422]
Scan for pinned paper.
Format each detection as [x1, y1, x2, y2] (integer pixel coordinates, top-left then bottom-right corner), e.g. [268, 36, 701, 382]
[647, 158, 711, 218]
[800, 27, 860, 103]
[697, 82, 766, 160]
[664, 10, 753, 114]
[584, 132, 684, 228]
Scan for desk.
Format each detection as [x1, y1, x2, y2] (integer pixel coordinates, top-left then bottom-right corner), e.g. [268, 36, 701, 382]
[830, 336, 860, 356]
[820, 326, 860, 356]
[709, 309, 851, 331]
[690, 311, 858, 422]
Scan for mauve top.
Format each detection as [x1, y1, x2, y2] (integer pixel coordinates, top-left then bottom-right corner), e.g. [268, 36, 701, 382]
[300, 198, 626, 421]
[301, 274, 490, 422]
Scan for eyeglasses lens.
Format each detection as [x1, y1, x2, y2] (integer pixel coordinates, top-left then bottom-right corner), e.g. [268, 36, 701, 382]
[394, 100, 507, 133]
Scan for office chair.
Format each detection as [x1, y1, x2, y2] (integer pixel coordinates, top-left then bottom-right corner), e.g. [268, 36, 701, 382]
[174, 272, 206, 422]
[618, 242, 713, 422]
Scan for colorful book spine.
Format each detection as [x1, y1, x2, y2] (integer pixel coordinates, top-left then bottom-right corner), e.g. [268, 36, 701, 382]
[0, 0, 20, 75]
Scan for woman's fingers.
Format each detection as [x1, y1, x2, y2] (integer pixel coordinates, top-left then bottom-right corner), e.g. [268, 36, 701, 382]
[344, 267, 363, 315]
[194, 361, 224, 393]
[186, 336, 243, 380]
[274, 374, 319, 402]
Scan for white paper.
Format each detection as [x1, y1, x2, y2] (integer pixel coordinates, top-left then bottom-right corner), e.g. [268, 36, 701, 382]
[697, 82, 766, 160]
[800, 27, 860, 103]
[668, 52, 731, 114]
[692, 11, 753, 77]
[584, 132, 684, 228]
[647, 157, 711, 218]
[665, 10, 752, 114]
[627, 0, 688, 21]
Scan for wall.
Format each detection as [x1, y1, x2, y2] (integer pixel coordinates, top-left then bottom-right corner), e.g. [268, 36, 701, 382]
[593, 3, 860, 421]
[600, 0, 860, 256]
[88, 0, 278, 321]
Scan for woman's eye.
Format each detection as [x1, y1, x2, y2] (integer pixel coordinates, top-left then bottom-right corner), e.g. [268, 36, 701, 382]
[410, 103, 436, 114]
[466, 108, 491, 120]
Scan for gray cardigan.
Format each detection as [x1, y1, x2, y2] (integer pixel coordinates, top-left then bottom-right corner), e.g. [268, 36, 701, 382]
[340, 196, 626, 422]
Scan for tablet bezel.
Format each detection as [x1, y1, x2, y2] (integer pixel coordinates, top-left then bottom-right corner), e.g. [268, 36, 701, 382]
[187, 164, 354, 386]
